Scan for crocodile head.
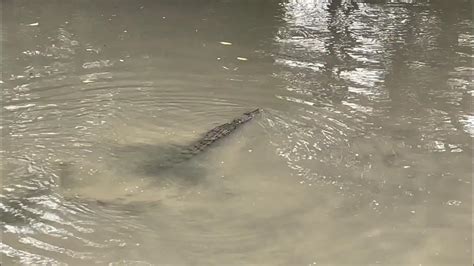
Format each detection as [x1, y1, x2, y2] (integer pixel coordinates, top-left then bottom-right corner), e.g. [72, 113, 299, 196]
[232, 108, 262, 125]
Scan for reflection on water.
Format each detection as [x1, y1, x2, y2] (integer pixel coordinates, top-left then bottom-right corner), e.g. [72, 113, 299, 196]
[1, 0, 472, 264]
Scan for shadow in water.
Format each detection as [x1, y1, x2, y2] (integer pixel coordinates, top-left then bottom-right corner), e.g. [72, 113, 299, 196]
[111, 142, 209, 185]
[320, 0, 359, 103]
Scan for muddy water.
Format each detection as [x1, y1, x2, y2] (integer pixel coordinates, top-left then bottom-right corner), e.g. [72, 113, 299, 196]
[1, 0, 472, 265]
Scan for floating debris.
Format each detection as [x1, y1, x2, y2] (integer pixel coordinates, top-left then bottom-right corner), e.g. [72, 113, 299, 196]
[219, 41, 232, 46]
[237, 57, 248, 61]
[27, 22, 39, 26]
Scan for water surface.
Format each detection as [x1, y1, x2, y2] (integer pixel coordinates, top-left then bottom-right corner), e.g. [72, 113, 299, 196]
[1, 0, 472, 265]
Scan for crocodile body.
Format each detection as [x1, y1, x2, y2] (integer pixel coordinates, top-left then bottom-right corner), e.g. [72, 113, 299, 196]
[165, 108, 262, 165]
[57, 108, 262, 202]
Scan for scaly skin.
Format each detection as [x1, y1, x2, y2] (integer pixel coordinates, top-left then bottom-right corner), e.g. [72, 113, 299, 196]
[175, 108, 262, 162]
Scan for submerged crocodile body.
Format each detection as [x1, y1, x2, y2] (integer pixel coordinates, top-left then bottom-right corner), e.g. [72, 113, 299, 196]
[57, 109, 262, 203]
[140, 108, 261, 174]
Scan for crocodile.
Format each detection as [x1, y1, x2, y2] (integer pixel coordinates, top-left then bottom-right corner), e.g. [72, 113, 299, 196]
[60, 108, 262, 179]
[57, 109, 262, 203]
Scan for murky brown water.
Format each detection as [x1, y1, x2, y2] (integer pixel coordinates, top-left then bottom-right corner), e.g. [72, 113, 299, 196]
[1, 0, 472, 265]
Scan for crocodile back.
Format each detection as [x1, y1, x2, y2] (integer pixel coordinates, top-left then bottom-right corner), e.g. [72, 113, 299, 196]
[177, 108, 261, 161]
